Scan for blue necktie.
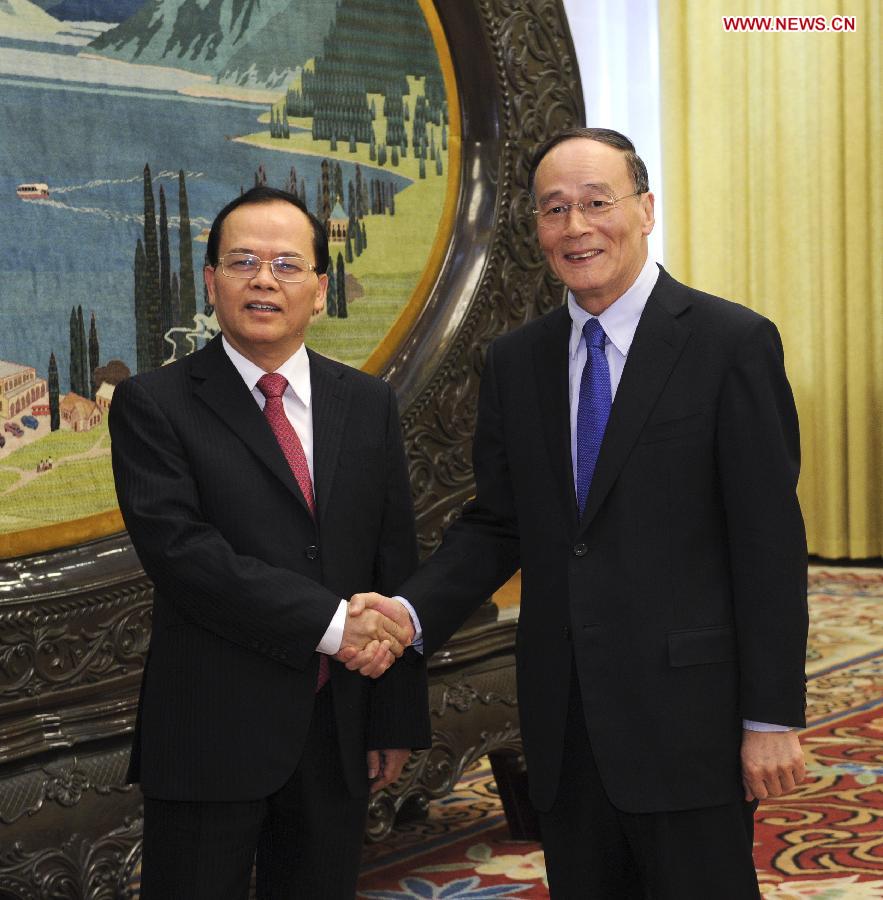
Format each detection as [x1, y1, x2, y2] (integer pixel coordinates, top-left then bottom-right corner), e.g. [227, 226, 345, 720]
[575, 318, 612, 516]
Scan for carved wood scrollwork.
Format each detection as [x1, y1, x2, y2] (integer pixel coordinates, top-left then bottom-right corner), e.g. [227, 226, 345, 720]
[0, 589, 152, 701]
[0, 815, 142, 900]
[390, 0, 584, 552]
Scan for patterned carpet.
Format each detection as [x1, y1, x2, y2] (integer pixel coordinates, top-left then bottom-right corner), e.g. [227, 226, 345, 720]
[129, 567, 883, 898]
[356, 566, 883, 899]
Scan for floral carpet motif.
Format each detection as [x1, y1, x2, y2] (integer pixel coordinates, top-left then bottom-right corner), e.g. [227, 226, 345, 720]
[356, 567, 883, 899]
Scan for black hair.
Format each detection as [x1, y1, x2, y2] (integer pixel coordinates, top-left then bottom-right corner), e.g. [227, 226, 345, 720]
[528, 127, 650, 198]
[204, 186, 330, 274]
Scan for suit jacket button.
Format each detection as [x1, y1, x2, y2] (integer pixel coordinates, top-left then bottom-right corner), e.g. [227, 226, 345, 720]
[573, 542, 588, 557]
[563, 624, 571, 640]
[305, 545, 319, 560]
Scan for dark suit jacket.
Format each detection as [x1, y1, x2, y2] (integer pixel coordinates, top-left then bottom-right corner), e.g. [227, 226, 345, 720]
[109, 336, 430, 802]
[401, 266, 808, 814]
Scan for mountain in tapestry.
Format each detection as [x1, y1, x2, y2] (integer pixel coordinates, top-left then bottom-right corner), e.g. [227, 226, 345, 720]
[45, 0, 146, 21]
[0, 0, 62, 36]
[88, 0, 337, 87]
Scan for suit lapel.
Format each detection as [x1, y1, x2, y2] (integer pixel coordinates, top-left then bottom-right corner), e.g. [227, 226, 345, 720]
[579, 272, 692, 532]
[532, 307, 579, 532]
[308, 350, 350, 524]
[190, 336, 310, 512]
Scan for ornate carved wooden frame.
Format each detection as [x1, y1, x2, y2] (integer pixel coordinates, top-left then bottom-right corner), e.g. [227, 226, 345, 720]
[393, 0, 584, 553]
[0, 1, 582, 893]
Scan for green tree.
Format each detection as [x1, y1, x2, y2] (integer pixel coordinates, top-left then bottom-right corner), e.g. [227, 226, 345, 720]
[48, 352, 60, 431]
[326, 266, 337, 317]
[77, 306, 88, 395]
[159, 185, 172, 347]
[336, 252, 347, 319]
[178, 171, 196, 326]
[88, 312, 100, 400]
[69, 307, 82, 395]
[134, 238, 150, 374]
[143, 165, 163, 371]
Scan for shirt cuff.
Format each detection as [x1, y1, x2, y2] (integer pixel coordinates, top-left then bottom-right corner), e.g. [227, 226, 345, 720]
[742, 720, 792, 732]
[316, 599, 348, 654]
[393, 595, 424, 654]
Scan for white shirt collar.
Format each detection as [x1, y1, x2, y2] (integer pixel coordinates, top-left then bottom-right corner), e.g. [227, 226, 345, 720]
[568, 256, 660, 359]
[221, 337, 311, 408]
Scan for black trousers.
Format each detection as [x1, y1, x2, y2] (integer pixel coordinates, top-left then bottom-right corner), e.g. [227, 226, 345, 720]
[140, 686, 368, 899]
[538, 671, 761, 899]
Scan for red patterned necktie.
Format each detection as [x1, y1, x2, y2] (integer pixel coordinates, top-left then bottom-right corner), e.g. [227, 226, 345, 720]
[256, 372, 329, 691]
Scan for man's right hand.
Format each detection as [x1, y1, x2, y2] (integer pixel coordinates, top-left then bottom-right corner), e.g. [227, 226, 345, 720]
[336, 594, 414, 677]
[339, 601, 407, 659]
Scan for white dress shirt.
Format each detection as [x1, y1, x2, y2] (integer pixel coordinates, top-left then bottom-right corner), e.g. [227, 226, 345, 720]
[222, 337, 347, 654]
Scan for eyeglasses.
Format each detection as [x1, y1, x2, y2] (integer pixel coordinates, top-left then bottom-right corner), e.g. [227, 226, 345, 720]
[217, 253, 317, 283]
[532, 191, 643, 229]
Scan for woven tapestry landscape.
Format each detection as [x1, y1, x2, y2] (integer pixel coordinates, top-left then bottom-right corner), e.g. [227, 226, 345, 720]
[0, 0, 451, 546]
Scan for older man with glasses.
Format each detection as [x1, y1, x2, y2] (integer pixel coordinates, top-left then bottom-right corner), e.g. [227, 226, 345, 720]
[347, 128, 809, 898]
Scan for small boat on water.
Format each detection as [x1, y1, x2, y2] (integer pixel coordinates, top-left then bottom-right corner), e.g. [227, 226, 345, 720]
[17, 183, 49, 199]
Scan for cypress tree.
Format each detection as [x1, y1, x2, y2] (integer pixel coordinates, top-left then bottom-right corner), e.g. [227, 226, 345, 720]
[48, 352, 60, 431]
[88, 312, 99, 400]
[134, 238, 150, 373]
[69, 307, 81, 396]
[345, 231, 353, 263]
[170, 273, 181, 337]
[355, 165, 365, 218]
[77, 306, 88, 396]
[333, 162, 343, 205]
[320, 159, 331, 225]
[143, 165, 163, 371]
[336, 253, 347, 319]
[159, 185, 173, 347]
[326, 266, 337, 317]
[178, 171, 196, 326]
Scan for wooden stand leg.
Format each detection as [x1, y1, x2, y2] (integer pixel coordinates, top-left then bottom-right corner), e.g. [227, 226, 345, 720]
[488, 751, 541, 841]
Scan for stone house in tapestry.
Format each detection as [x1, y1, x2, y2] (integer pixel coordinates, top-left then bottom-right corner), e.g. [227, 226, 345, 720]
[0, 360, 48, 419]
[95, 382, 115, 412]
[60, 393, 102, 432]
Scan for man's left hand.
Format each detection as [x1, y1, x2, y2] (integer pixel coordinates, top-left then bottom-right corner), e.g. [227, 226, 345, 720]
[367, 748, 410, 793]
[741, 729, 806, 801]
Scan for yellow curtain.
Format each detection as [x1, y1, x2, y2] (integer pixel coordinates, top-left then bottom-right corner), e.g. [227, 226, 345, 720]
[659, 0, 882, 558]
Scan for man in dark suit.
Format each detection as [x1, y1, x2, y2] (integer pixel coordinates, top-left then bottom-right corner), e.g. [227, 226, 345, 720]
[350, 129, 808, 897]
[109, 186, 429, 898]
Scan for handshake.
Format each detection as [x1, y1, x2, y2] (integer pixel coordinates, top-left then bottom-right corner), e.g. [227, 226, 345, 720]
[333, 593, 416, 678]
